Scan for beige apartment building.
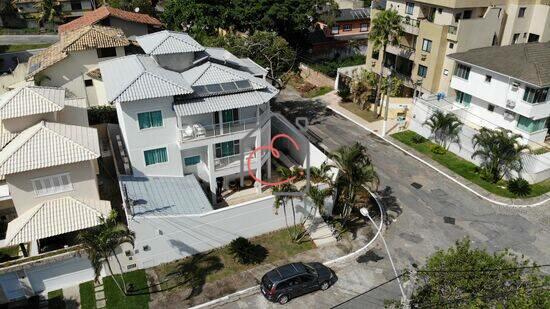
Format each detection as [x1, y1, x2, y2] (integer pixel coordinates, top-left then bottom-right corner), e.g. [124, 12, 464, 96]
[364, 0, 550, 95]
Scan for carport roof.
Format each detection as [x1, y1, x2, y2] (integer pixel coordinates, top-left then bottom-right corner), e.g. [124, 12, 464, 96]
[120, 175, 213, 216]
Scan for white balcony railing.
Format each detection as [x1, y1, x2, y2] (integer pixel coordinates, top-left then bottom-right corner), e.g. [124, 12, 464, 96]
[214, 150, 269, 170]
[179, 117, 258, 143]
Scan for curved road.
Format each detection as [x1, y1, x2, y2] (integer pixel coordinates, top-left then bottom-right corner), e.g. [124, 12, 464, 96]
[218, 92, 550, 309]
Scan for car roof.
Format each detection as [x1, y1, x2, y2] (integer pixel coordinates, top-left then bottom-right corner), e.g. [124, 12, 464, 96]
[266, 263, 306, 282]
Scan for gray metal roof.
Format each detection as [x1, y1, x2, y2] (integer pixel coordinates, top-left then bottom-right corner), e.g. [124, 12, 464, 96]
[238, 57, 268, 76]
[181, 61, 267, 89]
[448, 42, 550, 87]
[120, 175, 213, 216]
[174, 87, 278, 116]
[137, 30, 205, 55]
[335, 8, 370, 22]
[99, 54, 192, 103]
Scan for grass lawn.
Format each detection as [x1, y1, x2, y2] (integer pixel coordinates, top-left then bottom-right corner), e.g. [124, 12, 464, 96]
[304, 86, 332, 98]
[339, 102, 379, 122]
[48, 289, 65, 309]
[104, 270, 149, 309]
[0, 44, 51, 53]
[79, 281, 96, 309]
[392, 130, 550, 198]
[155, 226, 315, 290]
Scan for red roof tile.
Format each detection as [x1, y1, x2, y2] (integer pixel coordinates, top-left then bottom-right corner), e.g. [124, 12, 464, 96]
[58, 6, 162, 33]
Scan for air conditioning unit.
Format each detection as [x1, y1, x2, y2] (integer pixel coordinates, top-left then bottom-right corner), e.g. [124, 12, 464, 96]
[504, 110, 515, 121]
[506, 99, 516, 108]
[511, 82, 520, 91]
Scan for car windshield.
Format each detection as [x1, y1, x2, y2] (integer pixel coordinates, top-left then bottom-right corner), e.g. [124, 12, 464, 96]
[303, 264, 317, 275]
[261, 275, 273, 289]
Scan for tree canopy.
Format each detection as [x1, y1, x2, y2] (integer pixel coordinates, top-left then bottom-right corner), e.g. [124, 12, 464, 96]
[105, 0, 155, 15]
[161, 0, 338, 47]
[405, 238, 549, 308]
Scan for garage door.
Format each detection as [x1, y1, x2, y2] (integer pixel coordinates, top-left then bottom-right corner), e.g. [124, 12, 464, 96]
[0, 272, 25, 301]
[27, 256, 95, 293]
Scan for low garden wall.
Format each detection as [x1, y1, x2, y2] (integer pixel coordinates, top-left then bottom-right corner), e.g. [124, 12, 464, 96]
[299, 63, 335, 89]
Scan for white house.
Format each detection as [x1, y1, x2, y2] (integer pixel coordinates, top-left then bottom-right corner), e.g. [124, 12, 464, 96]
[446, 42, 550, 145]
[100, 31, 276, 202]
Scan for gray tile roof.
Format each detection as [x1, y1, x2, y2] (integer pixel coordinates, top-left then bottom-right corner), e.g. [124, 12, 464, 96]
[0, 121, 100, 176]
[180, 61, 267, 89]
[137, 30, 205, 55]
[174, 87, 278, 116]
[120, 175, 213, 216]
[0, 85, 65, 119]
[448, 42, 550, 87]
[99, 54, 192, 103]
[335, 8, 370, 22]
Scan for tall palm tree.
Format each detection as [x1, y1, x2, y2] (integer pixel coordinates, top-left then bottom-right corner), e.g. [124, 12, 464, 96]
[471, 128, 530, 183]
[305, 186, 331, 218]
[329, 142, 378, 225]
[423, 110, 463, 149]
[79, 211, 135, 294]
[369, 9, 404, 117]
[273, 167, 303, 241]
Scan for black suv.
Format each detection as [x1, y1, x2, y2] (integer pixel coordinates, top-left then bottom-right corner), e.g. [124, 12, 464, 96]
[260, 262, 334, 304]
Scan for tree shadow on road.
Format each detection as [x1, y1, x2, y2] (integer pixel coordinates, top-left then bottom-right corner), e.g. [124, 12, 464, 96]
[356, 250, 384, 265]
[272, 100, 331, 125]
[376, 186, 402, 227]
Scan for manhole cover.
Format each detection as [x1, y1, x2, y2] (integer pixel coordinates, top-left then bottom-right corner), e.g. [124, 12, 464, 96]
[443, 216, 456, 225]
[411, 182, 423, 189]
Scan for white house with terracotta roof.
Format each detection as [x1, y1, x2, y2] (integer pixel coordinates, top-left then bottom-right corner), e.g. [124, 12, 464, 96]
[100, 30, 275, 202]
[58, 6, 162, 36]
[26, 25, 131, 107]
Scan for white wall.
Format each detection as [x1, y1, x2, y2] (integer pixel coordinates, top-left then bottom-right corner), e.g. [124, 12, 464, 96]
[117, 96, 184, 177]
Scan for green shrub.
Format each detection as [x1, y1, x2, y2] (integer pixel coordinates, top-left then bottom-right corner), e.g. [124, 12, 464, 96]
[87, 106, 118, 125]
[338, 87, 351, 101]
[308, 55, 365, 78]
[411, 134, 426, 144]
[430, 145, 447, 155]
[508, 178, 531, 197]
[228, 237, 267, 264]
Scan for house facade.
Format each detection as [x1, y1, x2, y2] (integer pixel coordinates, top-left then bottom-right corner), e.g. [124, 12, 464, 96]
[446, 42, 550, 145]
[100, 31, 276, 201]
[26, 25, 131, 107]
[13, 0, 95, 28]
[364, 0, 550, 95]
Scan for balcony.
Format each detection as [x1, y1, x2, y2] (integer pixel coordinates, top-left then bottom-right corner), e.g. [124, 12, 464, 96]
[214, 150, 268, 171]
[447, 25, 458, 41]
[179, 117, 258, 144]
[400, 18, 420, 35]
[386, 44, 416, 60]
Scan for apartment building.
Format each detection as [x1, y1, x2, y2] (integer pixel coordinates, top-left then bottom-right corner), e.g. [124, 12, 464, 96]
[100, 31, 276, 202]
[26, 25, 131, 107]
[365, 0, 550, 95]
[447, 42, 549, 145]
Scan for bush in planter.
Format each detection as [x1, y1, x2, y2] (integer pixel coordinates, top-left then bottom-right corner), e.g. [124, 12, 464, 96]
[431, 145, 447, 155]
[411, 134, 426, 144]
[507, 178, 531, 197]
[228, 237, 267, 264]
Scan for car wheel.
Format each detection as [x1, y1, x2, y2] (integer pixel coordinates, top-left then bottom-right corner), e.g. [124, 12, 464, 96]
[321, 281, 330, 290]
[278, 295, 289, 304]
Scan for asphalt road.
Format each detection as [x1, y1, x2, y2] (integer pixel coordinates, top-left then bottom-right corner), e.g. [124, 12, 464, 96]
[218, 91, 550, 309]
[0, 34, 58, 45]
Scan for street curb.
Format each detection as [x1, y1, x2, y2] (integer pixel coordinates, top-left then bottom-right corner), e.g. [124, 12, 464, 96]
[188, 190, 386, 309]
[327, 106, 550, 208]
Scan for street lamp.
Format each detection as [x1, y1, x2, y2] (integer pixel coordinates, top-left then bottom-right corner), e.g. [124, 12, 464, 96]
[360, 207, 408, 305]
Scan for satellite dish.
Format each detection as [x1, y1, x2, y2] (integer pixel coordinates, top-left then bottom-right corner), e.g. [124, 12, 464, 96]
[134, 7, 140, 13]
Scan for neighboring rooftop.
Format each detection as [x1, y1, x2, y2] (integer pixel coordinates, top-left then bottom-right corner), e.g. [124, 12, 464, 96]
[99, 54, 192, 103]
[0, 85, 65, 120]
[136, 30, 205, 55]
[0, 121, 100, 176]
[335, 8, 370, 22]
[4, 197, 111, 245]
[27, 25, 130, 77]
[120, 175, 213, 216]
[448, 41, 550, 87]
[58, 6, 162, 33]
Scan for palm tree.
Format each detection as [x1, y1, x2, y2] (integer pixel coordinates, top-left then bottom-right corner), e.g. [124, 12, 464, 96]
[471, 128, 530, 183]
[79, 211, 135, 294]
[273, 167, 303, 241]
[329, 142, 378, 225]
[310, 161, 333, 184]
[423, 110, 463, 149]
[350, 69, 378, 110]
[369, 9, 404, 117]
[305, 186, 331, 218]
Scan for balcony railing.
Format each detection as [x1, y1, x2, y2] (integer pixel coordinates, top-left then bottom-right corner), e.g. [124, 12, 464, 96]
[448, 25, 457, 35]
[214, 150, 269, 170]
[401, 17, 420, 27]
[179, 117, 258, 143]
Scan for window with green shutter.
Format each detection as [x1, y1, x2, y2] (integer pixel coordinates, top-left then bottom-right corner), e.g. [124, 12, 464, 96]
[454, 64, 470, 80]
[517, 116, 547, 133]
[184, 155, 200, 166]
[456, 90, 472, 106]
[138, 111, 163, 129]
[144, 148, 168, 165]
[215, 140, 240, 158]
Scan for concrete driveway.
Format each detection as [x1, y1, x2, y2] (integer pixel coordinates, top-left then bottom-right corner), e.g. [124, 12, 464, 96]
[216, 89, 550, 308]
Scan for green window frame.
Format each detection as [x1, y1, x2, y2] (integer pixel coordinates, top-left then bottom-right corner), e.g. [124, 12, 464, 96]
[138, 111, 163, 130]
[215, 140, 240, 158]
[184, 155, 200, 166]
[454, 63, 470, 80]
[144, 147, 168, 166]
[517, 116, 547, 133]
[456, 90, 472, 106]
[523, 86, 548, 104]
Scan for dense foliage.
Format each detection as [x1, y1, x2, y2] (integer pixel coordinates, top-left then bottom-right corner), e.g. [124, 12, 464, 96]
[228, 237, 267, 264]
[88, 106, 118, 125]
[105, 0, 155, 15]
[307, 55, 366, 78]
[507, 177, 532, 197]
[423, 110, 463, 149]
[161, 0, 338, 47]
[406, 238, 549, 308]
